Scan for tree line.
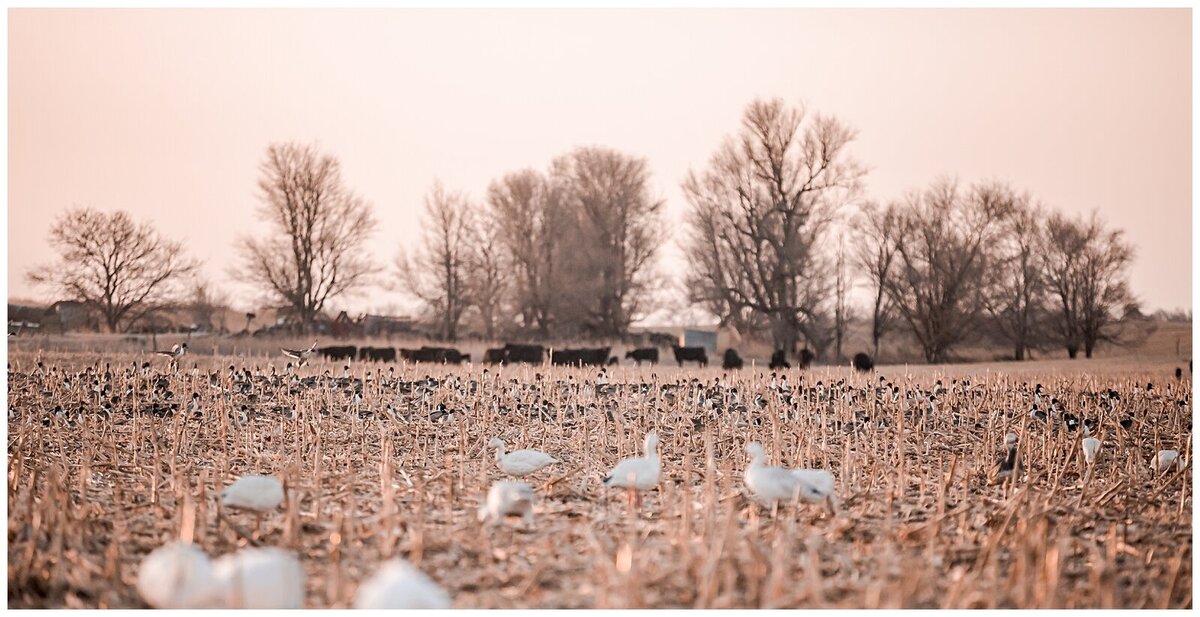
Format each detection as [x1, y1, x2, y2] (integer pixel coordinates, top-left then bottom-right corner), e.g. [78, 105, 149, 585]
[26, 97, 1143, 363]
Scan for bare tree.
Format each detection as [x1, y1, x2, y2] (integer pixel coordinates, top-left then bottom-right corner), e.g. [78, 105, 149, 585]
[682, 98, 865, 357]
[833, 236, 851, 363]
[28, 207, 198, 333]
[235, 142, 378, 332]
[884, 179, 1012, 364]
[465, 211, 510, 340]
[552, 146, 665, 337]
[485, 169, 565, 335]
[398, 182, 475, 341]
[188, 278, 231, 333]
[982, 191, 1047, 360]
[851, 200, 901, 359]
[1042, 210, 1135, 358]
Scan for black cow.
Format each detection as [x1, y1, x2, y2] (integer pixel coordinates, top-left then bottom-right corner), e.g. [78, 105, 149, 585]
[722, 348, 744, 370]
[484, 348, 507, 365]
[799, 348, 815, 369]
[769, 349, 790, 370]
[673, 345, 708, 367]
[551, 347, 610, 367]
[607, 356, 619, 366]
[625, 347, 659, 366]
[358, 346, 397, 362]
[399, 346, 470, 364]
[318, 345, 357, 361]
[853, 352, 874, 373]
[503, 343, 545, 365]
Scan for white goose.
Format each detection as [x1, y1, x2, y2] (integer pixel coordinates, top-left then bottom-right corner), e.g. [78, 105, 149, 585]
[744, 441, 837, 515]
[478, 481, 536, 528]
[1081, 427, 1101, 466]
[222, 475, 284, 534]
[136, 541, 216, 609]
[1152, 449, 1184, 474]
[602, 431, 661, 509]
[354, 558, 452, 609]
[209, 547, 305, 609]
[488, 438, 560, 477]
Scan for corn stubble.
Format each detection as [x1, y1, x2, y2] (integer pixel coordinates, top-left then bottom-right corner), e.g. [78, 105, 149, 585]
[6, 351, 1192, 608]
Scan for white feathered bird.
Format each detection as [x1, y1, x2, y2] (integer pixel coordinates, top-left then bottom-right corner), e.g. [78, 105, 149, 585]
[488, 438, 560, 476]
[209, 547, 305, 609]
[744, 441, 837, 515]
[478, 481, 536, 528]
[1152, 449, 1184, 474]
[222, 475, 284, 533]
[603, 431, 661, 509]
[354, 559, 452, 609]
[136, 542, 216, 609]
[1081, 428, 1101, 466]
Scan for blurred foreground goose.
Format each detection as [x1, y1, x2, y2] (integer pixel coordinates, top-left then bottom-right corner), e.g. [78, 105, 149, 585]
[136, 541, 215, 609]
[354, 558, 452, 609]
[744, 441, 836, 515]
[603, 431, 660, 509]
[210, 547, 305, 609]
[488, 438, 560, 476]
[1152, 449, 1184, 474]
[478, 481, 536, 528]
[222, 475, 284, 534]
[281, 341, 318, 365]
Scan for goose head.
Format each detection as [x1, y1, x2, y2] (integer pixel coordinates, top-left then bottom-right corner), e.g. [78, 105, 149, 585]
[746, 441, 767, 463]
[643, 431, 658, 456]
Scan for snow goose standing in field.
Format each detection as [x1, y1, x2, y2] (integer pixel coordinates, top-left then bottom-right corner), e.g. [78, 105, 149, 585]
[488, 438, 560, 477]
[602, 431, 661, 510]
[209, 547, 305, 609]
[136, 542, 216, 608]
[222, 475, 284, 536]
[354, 558, 452, 609]
[743, 442, 836, 517]
[1081, 426, 1101, 467]
[1152, 449, 1184, 475]
[477, 480, 537, 529]
[281, 341, 318, 366]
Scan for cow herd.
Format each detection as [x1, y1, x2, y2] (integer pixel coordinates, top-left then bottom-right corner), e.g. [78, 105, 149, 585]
[314, 342, 876, 371]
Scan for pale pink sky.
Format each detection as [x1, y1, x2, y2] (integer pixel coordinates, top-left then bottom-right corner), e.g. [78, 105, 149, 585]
[8, 8, 1193, 318]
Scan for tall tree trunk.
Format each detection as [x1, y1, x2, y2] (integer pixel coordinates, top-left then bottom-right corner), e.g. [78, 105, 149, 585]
[770, 313, 796, 359]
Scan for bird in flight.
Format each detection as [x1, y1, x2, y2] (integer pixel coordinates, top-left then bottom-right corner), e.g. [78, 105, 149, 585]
[281, 341, 318, 366]
[156, 343, 188, 360]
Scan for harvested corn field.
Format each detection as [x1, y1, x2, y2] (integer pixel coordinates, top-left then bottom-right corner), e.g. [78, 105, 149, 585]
[5, 351, 1192, 608]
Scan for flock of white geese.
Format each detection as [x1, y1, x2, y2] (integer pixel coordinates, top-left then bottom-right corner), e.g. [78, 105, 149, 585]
[137, 430, 839, 609]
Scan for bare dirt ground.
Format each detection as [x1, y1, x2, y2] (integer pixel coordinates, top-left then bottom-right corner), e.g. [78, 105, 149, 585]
[5, 348, 1193, 608]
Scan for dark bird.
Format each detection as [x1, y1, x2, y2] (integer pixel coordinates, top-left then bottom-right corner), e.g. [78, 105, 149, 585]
[994, 433, 1020, 483]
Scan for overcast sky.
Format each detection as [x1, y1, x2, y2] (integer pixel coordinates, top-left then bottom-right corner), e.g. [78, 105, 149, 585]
[8, 8, 1192, 322]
